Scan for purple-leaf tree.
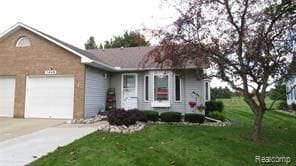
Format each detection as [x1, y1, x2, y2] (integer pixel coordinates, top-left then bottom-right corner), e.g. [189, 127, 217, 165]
[142, 0, 296, 142]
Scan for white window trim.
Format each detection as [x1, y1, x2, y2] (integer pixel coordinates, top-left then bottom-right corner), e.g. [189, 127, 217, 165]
[16, 37, 31, 47]
[151, 71, 171, 107]
[144, 75, 149, 102]
[174, 74, 182, 102]
[121, 73, 138, 108]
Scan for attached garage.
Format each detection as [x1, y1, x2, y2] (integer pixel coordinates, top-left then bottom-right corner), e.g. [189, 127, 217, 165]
[0, 22, 114, 119]
[24, 76, 75, 119]
[0, 77, 16, 117]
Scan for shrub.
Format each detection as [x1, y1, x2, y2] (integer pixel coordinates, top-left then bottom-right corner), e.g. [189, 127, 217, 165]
[277, 100, 288, 111]
[205, 101, 217, 113]
[184, 113, 205, 123]
[160, 112, 182, 122]
[208, 111, 226, 121]
[127, 109, 148, 123]
[215, 101, 224, 112]
[143, 110, 159, 121]
[205, 100, 225, 115]
[211, 87, 233, 100]
[107, 109, 147, 126]
[291, 103, 296, 111]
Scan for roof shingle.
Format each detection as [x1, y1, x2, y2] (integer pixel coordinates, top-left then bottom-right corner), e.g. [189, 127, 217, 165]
[87, 46, 156, 69]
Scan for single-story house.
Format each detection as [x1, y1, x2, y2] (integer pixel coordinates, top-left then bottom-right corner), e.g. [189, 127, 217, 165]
[0, 22, 210, 119]
[287, 77, 296, 105]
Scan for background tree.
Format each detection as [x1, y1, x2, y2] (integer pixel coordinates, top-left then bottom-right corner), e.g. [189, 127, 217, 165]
[85, 36, 98, 50]
[268, 82, 287, 109]
[211, 87, 233, 100]
[101, 31, 150, 48]
[143, 0, 296, 142]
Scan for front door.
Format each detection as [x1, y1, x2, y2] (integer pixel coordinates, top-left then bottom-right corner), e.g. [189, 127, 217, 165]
[122, 74, 138, 110]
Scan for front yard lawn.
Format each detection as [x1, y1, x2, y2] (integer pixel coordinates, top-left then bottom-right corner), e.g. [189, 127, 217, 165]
[31, 98, 296, 166]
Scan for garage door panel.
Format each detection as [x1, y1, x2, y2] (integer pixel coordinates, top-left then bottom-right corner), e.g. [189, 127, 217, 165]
[0, 77, 16, 117]
[25, 76, 74, 119]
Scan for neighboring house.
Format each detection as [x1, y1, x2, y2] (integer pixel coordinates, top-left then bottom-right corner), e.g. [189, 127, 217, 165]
[0, 23, 210, 119]
[287, 77, 296, 105]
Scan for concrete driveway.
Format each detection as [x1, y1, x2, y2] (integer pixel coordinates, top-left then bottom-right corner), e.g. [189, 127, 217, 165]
[0, 118, 64, 142]
[0, 118, 106, 166]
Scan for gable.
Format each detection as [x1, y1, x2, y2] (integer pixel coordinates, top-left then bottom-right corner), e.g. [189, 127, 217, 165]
[0, 23, 115, 71]
[0, 28, 82, 64]
[0, 28, 89, 77]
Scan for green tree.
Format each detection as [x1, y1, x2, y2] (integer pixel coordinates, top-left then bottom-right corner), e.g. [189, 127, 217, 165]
[84, 36, 98, 50]
[211, 87, 233, 100]
[101, 31, 150, 48]
[268, 83, 287, 110]
[144, 0, 295, 142]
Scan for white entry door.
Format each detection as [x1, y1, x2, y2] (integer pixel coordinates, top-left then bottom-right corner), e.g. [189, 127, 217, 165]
[0, 77, 16, 117]
[25, 76, 75, 119]
[122, 74, 138, 110]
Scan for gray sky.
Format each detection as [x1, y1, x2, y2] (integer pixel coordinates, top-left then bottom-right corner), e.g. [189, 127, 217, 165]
[0, 0, 227, 88]
[1, 0, 176, 48]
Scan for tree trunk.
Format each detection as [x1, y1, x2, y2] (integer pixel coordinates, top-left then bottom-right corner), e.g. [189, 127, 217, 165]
[252, 110, 264, 143]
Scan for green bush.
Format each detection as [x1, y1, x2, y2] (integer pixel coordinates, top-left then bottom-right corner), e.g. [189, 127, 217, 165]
[184, 113, 205, 123]
[143, 110, 159, 121]
[215, 101, 224, 112]
[208, 111, 226, 121]
[205, 101, 216, 116]
[277, 100, 288, 111]
[107, 109, 147, 126]
[160, 112, 182, 122]
[205, 100, 224, 116]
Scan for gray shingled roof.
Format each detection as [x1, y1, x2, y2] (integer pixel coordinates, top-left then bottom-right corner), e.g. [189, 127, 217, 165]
[19, 23, 154, 69]
[8, 23, 202, 70]
[26, 25, 107, 64]
[87, 46, 156, 69]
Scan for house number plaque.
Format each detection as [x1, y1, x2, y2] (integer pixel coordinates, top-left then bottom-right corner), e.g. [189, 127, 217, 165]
[45, 68, 57, 75]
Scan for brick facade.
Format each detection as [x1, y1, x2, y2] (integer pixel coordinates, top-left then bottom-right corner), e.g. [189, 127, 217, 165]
[0, 28, 85, 119]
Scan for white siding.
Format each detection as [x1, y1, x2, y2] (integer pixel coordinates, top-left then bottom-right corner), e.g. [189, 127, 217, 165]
[184, 71, 204, 113]
[84, 66, 109, 117]
[109, 70, 206, 114]
[287, 77, 296, 105]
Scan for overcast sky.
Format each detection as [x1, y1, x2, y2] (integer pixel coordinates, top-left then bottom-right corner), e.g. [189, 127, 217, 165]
[0, 0, 228, 88]
[1, 0, 177, 48]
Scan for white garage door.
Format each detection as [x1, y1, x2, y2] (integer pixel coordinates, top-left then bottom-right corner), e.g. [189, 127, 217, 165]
[25, 76, 75, 119]
[0, 77, 16, 117]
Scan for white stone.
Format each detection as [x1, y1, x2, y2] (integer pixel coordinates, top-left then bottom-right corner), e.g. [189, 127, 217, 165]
[122, 130, 129, 134]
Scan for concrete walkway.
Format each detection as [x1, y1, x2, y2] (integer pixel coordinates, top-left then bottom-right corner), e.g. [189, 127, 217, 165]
[0, 122, 107, 166]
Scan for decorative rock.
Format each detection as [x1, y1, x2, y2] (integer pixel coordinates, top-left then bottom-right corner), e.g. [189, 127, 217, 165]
[97, 121, 146, 134]
[65, 120, 72, 124]
[66, 114, 107, 124]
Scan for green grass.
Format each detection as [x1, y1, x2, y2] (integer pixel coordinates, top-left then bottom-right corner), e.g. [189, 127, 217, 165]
[31, 98, 296, 166]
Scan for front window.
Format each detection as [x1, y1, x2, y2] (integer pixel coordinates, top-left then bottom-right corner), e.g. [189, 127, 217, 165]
[205, 82, 209, 101]
[175, 75, 181, 101]
[144, 75, 149, 101]
[154, 75, 169, 101]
